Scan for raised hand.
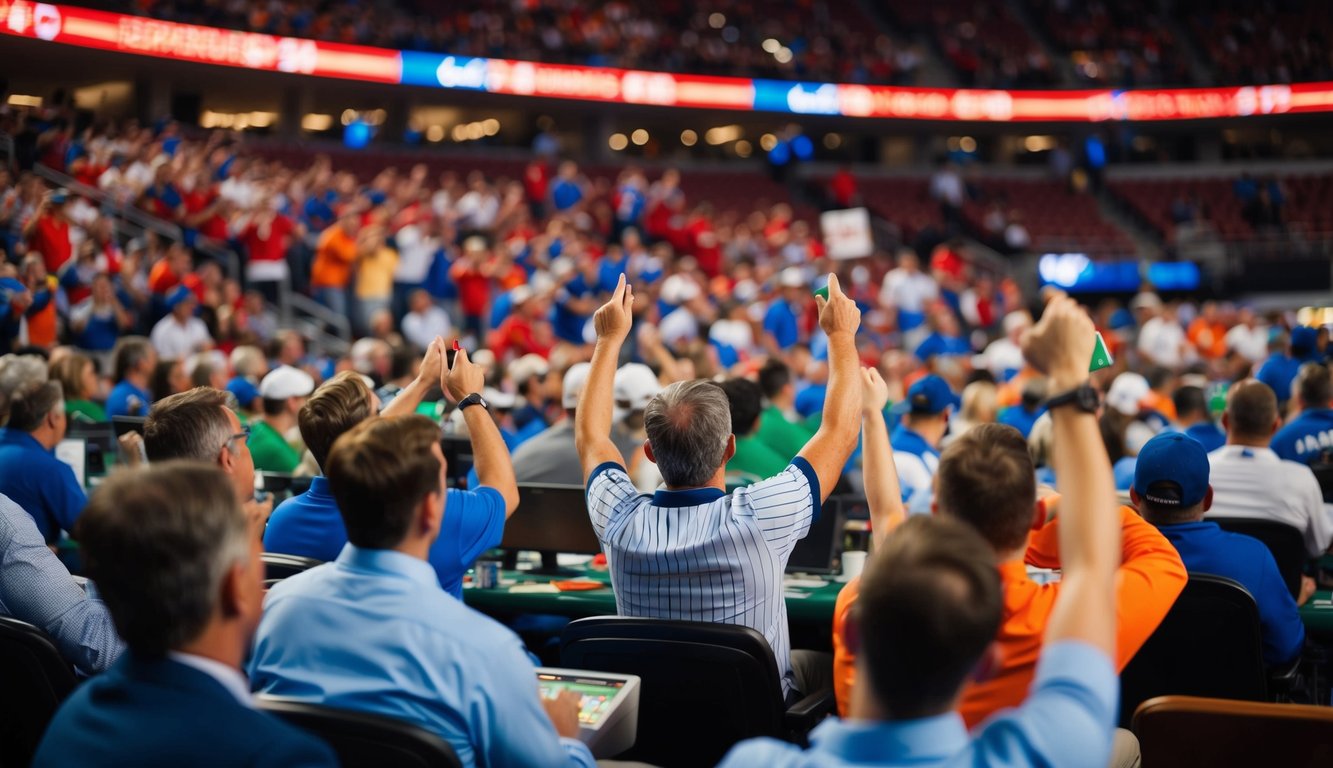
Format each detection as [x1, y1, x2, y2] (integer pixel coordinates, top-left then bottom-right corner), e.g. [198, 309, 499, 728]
[593, 273, 635, 344]
[443, 346, 485, 403]
[815, 274, 860, 337]
[418, 337, 445, 387]
[861, 367, 890, 415]
[1022, 292, 1095, 389]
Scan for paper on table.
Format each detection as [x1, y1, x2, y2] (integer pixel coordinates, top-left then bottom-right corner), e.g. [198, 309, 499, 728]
[56, 440, 86, 489]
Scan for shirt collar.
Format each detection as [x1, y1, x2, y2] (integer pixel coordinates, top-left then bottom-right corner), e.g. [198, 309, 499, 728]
[307, 475, 332, 498]
[889, 425, 939, 458]
[335, 544, 441, 590]
[651, 486, 728, 507]
[167, 652, 253, 708]
[0, 428, 45, 452]
[809, 713, 969, 763]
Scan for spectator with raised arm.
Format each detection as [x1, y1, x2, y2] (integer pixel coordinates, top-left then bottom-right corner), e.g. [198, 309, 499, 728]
[577, 273, 863, 701]
[720, 293, 1125, 768]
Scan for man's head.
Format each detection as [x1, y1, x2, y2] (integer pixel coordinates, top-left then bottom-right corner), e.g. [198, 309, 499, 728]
[76, 462, 259, 658]
[1172, 385, 1210, 427]
[716, 378, 764, 438]
[1132, 432, 1212, 525]
[1222, 379, 1280, 446]
[299, 371, 378, 472]
[1294, 362, 1331, 411]
[144, 388, 253, 502]
[229, 345, 268, 380]
[853, 515, 1002, 719]
[326, 415, 445, 552]
[934, 423, 1037, 556]
[893, 375, 958, 446]
[757, 358, 794, 404]
[0, 355, 64, 446]
[643, 379, 735, 488]
[258, 365, 315, 419]
[112, 336, 156, 383]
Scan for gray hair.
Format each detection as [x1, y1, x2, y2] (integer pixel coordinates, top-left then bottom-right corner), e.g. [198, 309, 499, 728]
[229, 345, 266, 378]
[644, 379, 732, 487]
[144, 387, 238, 463]
[77, 462, 250, 656]
[0, 355, 57, 429]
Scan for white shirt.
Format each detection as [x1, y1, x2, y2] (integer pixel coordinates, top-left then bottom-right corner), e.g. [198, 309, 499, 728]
[150, 315, 213, 359]
[929, 169, 965, 207]
[1206, 445, 1333, 558]
[401, 307, 452, 351]
[879, 269, 938, 314]
[1226, 324, 1270, 363]
[168, 651, 253, 707]
[1138, 316, 1187, 368]
[586, 459, 820, 698]
[392, 224, 438, 284]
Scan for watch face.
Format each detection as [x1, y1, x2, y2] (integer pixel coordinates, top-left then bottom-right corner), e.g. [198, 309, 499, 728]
[1076, 386, 1100, 412]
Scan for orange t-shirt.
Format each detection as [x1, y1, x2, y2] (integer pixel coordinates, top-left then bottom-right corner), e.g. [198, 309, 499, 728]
[831, 506, 1186, 724]
[311, 226, 358, 289]
[1187, 318, 1228, 360]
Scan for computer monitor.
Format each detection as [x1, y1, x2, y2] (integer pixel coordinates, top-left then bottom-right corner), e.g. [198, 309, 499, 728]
[500, 483, 602, 576]
[111, 416, 146, 438]
[785, 496, 848, 575]
[439, 434, 475, 488]
[65, 421, 117, 476]
[536, 668, 640, 759]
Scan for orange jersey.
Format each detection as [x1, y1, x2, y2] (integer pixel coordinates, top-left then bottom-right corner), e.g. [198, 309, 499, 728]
[310, 226, 357, 289]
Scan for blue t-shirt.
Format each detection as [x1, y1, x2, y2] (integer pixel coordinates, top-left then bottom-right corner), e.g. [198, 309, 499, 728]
[794, 384, 827, 419]
[597, 257, 629, 295]
[552, 275, 594, 344]
[0, 428, 87, 543]
[551, 179, 584, 212]
[1271, 408, 1333, 466]
[1257, 353, 1301, 403]
[1184, 421, 1227, 453]
[73, 306, 121, 352]
[1157, 521, 1305, 665]
[106, 381, 151, 419]
[263, 477, 506, 599]
[764, 301, 800, 351]
[997, 405, 1042, 439]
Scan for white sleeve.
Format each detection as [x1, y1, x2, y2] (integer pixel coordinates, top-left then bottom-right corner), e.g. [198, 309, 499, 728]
[585, 463, 641, 539]
[741, 458, 819, 558]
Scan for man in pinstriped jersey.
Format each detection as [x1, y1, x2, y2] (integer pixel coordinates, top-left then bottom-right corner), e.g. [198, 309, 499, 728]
[576, 273, 863, 701]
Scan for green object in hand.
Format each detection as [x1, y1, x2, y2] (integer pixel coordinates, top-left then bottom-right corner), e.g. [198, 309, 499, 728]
[814, 285, 829, 300]
[1089, 331, 1114, 372]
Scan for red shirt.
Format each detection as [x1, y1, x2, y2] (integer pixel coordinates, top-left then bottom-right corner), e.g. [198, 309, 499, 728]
[241, 214, 295, 264]
[930, 245, 966, 282]
[450, 262, 490, 317]
[28, 214, 72, 272]
[488, 315, 551, 360]
[830, 170, 857, 208]
[687, 216, 721, 277]
[524, 163, 550, 203]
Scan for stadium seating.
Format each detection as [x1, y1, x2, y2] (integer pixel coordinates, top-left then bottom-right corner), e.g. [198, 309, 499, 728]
[1110, 174, 1333, 243]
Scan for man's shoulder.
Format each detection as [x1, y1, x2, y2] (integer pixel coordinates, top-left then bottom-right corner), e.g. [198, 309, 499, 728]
[718, 737, 820, 768]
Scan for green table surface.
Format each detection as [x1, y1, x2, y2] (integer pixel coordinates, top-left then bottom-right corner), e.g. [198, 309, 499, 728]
[461, 565, 842, 626]
[1299, 590, 1333, 640]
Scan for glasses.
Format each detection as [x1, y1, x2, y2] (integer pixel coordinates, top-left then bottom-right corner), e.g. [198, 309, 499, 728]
[224, 425, 252, 450]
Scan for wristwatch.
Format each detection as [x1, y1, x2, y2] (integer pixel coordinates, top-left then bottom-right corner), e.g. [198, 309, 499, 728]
[458, 392, 489, 412]
[1043, 383, 1099, 414]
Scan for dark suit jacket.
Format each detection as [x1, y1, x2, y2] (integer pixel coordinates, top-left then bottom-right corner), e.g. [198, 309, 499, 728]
[34, 653, 337, 768]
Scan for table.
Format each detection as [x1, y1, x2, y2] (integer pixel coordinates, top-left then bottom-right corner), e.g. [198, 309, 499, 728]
[462, 565, 844, 652]
[1299, 590, 1333, 641]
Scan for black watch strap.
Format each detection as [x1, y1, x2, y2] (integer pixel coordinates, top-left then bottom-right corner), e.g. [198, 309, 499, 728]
[1043, 383, 1098, 414]
[458, 392, 488, 411]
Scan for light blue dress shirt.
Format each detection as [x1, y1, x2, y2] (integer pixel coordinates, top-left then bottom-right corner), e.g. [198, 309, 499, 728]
[0, 493, 122, 675]
[248, 545, 595, 768]
[718, 642, 1117, 768]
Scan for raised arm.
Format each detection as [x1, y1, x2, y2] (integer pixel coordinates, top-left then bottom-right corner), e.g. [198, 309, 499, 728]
[576, 273, 635, 483]
[381, 337, 445, 418]
[444, 347, 519, 516]
[860, 367, 904, 548]
[796, 274, 862, 501]
[1024, 294, 1119, 657]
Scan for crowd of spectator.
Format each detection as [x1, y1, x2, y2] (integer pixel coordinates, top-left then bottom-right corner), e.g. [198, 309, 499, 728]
[1180, 0, 1333, 86]
[1026, 0, 1194, 87]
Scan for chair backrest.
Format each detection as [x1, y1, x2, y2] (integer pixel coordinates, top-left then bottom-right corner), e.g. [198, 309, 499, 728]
[1210, 517, 1306, 598]
[0, 616, 79, 768]
[261, 552, 324, 582]
[257, 696, 462, 768]
[1118, 574, 1267, 728]
[1133, 695, 1333, 767]
[1310, 460, 1333, 504]
[560, 616, 785, 768]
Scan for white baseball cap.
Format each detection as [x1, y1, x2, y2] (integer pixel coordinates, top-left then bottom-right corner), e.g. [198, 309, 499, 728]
[509, 354, 551, 388]
[482, 386, 517, 410]
[259, 366, 315, 400]
[562, 362, 592, 409]
[614, 363, 662, 416]
[779, 267, 805, 288]
[1106, 372, 1150, 416]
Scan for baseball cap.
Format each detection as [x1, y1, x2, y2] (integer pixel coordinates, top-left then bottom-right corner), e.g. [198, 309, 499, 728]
[891, 375, 959, 416]
[1106, 372, 1150, 416]
[509, 354, 551, 389]
[260, 366, 315, 400]
[1130, 292, 1162, 311]
[225, 377, 260, 408]
[1291, 326, 1318, 360]
[562, 362, 592, 409]
[779, 267, 805, 288]
[614, 363, 662, 415]
[165, 285, 196, 310]
[482, 386, 516, 410]
[1133, 432, 1209, 508]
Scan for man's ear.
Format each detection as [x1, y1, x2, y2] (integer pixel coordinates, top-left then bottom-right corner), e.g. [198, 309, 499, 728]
[218, 561, 246, 619]
[419, 489, 444, 537]
[218, 442, 234, 476]
[1129, 486, 1142, 509]
[1202, 485, 1214, 513]
[723, 434, 736, 464]
[643, 440, 657, 465]
[1221, 412, 1230, 433]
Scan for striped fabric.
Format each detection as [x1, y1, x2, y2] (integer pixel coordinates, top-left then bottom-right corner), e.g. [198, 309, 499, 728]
[586, 458, 820, 697]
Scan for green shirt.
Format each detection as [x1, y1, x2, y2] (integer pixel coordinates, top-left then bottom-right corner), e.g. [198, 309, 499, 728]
[66, 399, 107, 423]
[757, 405, 815, 461]
[248, 419, 301, 474]
[728, 434, 791, 481]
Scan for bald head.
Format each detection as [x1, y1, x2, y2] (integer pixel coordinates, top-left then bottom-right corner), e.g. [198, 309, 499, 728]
[1223, 379, 1279, 446]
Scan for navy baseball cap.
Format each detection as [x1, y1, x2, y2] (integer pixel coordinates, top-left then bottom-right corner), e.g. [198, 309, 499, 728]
[892, 374, 960, 416]
[1133, 432, 1209, 508]
[1291, 326, 1319, 360]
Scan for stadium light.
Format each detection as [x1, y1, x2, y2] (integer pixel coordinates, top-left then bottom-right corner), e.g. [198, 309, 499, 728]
[680, 130, 698, 146]
[609, 133, 629, 151]
[631, 129, 649, 146]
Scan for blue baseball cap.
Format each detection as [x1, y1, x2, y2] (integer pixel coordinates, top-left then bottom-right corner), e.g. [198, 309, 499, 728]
[892, 374, 960, 416]
[1133, 432, 1209, 508]
[165, 285, 196, 310]
[225, 377, 260, 408]
[1291, 326, 1319, 360]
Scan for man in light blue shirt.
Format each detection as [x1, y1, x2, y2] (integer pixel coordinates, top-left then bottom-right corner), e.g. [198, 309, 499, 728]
[719, 294, 1121, 768]
[577, 274, 864, 701]
[0, 493, 122, 675]
[251, 355, 591, 768]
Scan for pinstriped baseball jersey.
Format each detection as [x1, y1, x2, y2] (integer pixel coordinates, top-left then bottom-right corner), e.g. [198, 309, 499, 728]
[586, 457, 821, 697]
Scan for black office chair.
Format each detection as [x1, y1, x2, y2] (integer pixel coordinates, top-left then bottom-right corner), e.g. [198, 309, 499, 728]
[257, 696, 462, 768]
[0, 617, 79, 768]
[1118, 573, 1268, 728]
[560, 616, 835, 768]
[261, 553, 324, 582]
[1210, 517, 1307, 599]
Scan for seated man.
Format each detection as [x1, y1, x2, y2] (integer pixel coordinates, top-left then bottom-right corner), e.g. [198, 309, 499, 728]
[249, 414, 592, 767]
[1207, 379, 1331, 559]
[262, 340, 517, 598]
[831, 320, 1187, 731]
[106, 336, 155, 419]
[721, 295, 1122, 768]
[0, 493, 122, 675]
[34, 463, 336, 768]
[1135, 432, 1306, 665]
[511, 362, 637, 485]
[248, 366, 314, 474]
[0, 354, 86, 542]
[578, 274, 863, 700]
[719, 377, 790, 481]
[1271, 362, 1333, 467]
[1173, 384, 1225, 452]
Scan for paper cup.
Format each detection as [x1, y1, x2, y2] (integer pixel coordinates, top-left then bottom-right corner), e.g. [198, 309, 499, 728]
[842, 550, 868, 579]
